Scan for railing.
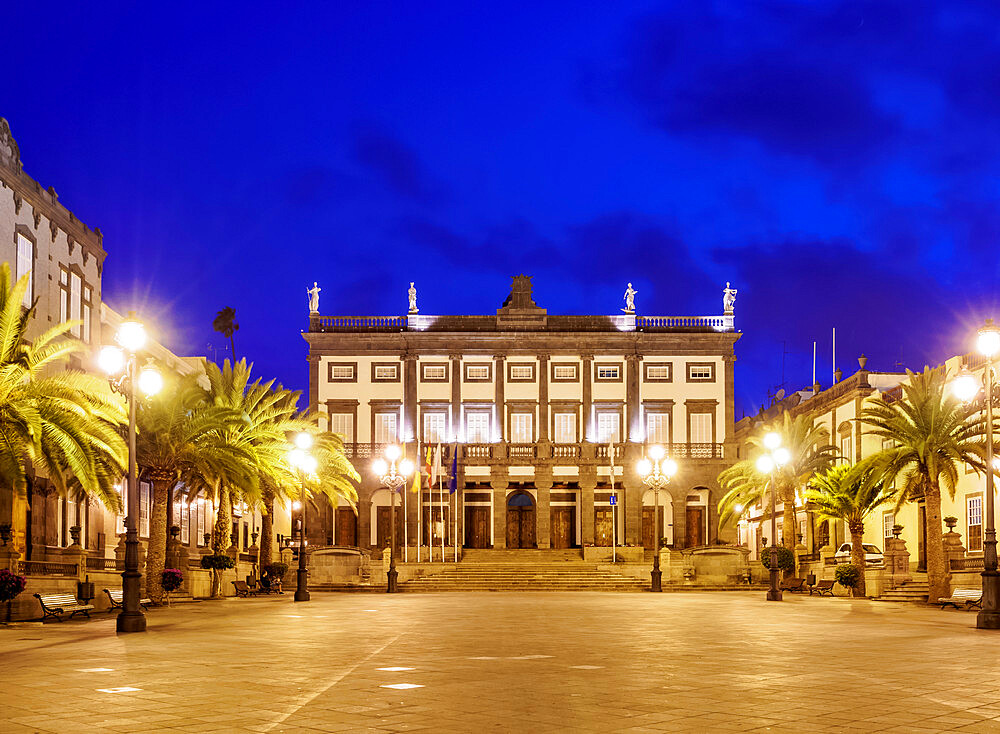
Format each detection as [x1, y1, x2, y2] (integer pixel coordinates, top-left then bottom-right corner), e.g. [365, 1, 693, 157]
[239, 552, 257, 563]
[797, 551, 820, 563]
[951, 556, 985, 571]
[671, 443, 724, 459]
[18, 560, 78, 576]
[311, 315, 408, 332]
[85, 557, 120, 572]
[342, 441, 723, 463]
[508, 444, 536, 460]
[595, 444, 623, 460]
[638, 315, 734, 331]
[463, 444, 493, 460]
[552, 443, 581, 459]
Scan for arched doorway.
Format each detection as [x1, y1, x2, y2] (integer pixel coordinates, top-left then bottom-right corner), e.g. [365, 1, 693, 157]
[506, 491, 536, 549]
[641, 489, 674, 549]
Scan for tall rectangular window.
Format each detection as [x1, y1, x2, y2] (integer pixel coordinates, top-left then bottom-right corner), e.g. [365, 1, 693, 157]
[139, 481, 151, 537]
[59, 268, 69, 323]
[180, 501, 190, 544]
[466, 412, 490, 443]
[646, 413, 669, 444]
[554, 413, 576, 443]
[883, 511, 895, 543]
[511, 413, 533, 443]
[968, 495, 983, 552]
[423, 412, 447, 444]
[329, 413, 354, 442]
[690, 413, 713, 443]
[596, 412, 621, 443]
[197, 501, 207, 546]
[82, 285, 92, 343]
[70, 272, 82, 337]
[840, 434, 852, 464]
[16, 233, 32, 308]
[374, 412, 398, 444]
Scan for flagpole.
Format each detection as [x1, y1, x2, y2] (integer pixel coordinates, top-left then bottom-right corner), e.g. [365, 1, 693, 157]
[417, 443, 422, 564]
[609, 441, 617, 564]
[403, 443, 408, 563]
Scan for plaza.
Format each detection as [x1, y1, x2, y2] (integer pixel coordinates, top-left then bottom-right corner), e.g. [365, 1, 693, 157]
[2, 592, 1000, 733]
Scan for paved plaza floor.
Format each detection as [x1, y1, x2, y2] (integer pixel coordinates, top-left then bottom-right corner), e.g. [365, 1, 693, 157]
[2, 591, 1000, 733]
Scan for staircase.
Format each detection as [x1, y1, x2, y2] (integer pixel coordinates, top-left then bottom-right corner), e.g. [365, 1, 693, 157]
[400, 549, 649, 592]
[875, 574, 929, 603]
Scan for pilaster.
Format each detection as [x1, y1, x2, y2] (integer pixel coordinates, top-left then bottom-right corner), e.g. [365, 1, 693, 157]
[535, 471, 552, 550]
[538, 353, 550, 441]
[491, 475, 508, 549]
[450, 354, 462, 437]
[580, 470, 596, 546]
[623, 474, 642, 546]
[582, 354, 593, 442]
[626, 353, 640, 441]
[494, 355, 505, 441]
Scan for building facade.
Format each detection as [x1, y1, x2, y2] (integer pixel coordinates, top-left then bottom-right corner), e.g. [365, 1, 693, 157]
[303, 275, 741, 556]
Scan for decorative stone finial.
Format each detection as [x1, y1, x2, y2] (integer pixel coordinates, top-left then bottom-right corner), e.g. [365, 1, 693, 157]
[858, 354, 868, 370]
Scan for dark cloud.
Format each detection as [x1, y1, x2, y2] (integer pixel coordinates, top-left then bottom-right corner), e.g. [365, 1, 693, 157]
[351, 125, 442, 203]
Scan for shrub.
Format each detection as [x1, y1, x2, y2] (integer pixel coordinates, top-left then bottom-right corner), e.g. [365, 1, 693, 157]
[835, 563, 862, 589]
[161, 568, 183, 592]
[263, 562, 288, 580]
[200, 554, 236, 571]
[0, 569, 26, 603]
[759, 545, 796, 573]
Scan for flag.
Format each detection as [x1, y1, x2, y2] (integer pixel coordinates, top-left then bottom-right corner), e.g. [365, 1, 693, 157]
[448, 443, 458, 494]
[432, 444, 443, 485]
[424, 447, 433, 487]
[410, 454, 421, 494]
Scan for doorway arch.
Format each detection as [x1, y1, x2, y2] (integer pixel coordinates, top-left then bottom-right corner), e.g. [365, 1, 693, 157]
[506, 490, 536, 549]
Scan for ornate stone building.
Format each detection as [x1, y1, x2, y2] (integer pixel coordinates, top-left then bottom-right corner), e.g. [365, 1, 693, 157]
[302, 275, 740, 556]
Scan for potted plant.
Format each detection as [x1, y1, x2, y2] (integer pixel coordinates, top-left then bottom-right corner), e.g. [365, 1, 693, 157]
[161, 568, 183, 606]
[760, 545, 796, 576]
[200, 554, 236, 599]
[892, 524, 903, 539]
[0, 523, 12, 546]
[0, 569, 27, 622]
[943, 516, 958, 532]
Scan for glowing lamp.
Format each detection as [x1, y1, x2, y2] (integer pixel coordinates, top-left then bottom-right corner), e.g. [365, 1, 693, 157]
[773, 447, 791, 467]
[372, 459, 388, 476]
[385, 445, 401, 461]
[289, 448, 306, 468]
[117, 318, 146, 352]
[292, 500, 301, 511]
[399, 459, 414, 477]
[756, 455, 775, 474]
[734, 503, 744, 513]
[763, 432, 782, 450]
[648, 445, 665, 460]
[952, 368, 980, 402]
[98, 345, 125, 375]
[138, 366, 163, 396]
[979, 319, 1000, 357]
[294, 432, 314, 450]
[662, 458, 678, 477]
[637, 458, 652, 476]
[300, 454, 318, 475]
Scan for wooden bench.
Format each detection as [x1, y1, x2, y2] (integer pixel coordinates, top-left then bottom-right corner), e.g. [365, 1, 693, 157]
[939, 588, 982, 610]
[103, 588, 151, 611]
[779, 577, 806, 593]
[232, 580, 259, 598]
[810, 579, 836, 596]
[34, 593, 94, 622]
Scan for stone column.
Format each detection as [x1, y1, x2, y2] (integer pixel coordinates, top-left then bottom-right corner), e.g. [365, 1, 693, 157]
[403, 355, 419, 553]
[494, 355, 505, 441]
[358, 494, 373, 551]
[884, 535, 911, 586]
[671, 492, 686, 548]
[491, 476, 508, 549]
[450, 354, 462, 437]
[623, 474, 642, 546]
[626, 354, 640, 442]
[535, 472, 552, 549]
[538, 354, 549, 441]
[582, 355, 593, 442]
[580, 471, 596, 546]
[723, 354, 737, 460]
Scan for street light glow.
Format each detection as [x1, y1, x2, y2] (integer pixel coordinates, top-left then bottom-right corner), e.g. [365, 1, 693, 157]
[117, 318, 146, 352]
[648, 445, 665, 460]
[385, 445, 401, 461]
[137, 366, 163, 396]
[763, 432, 781, 450]
[399, 459, 414, 477]
[662, 458, 678, 477]
[300, 454, 318, 474]
[773, 447, 791, 466]
[952, 369, 980, 402]
[289, 448, 306, 468]
[98, 346, 125, 375]
[756, 455, 775, 473]
[294, 432, 314, 450]
[636, 458, 652, 476]
[372, 458, 388, 476]
[979, 320, 1000, 357]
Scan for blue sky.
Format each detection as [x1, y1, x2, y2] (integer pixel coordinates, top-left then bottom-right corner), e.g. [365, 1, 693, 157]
[7, 1, 1000, 417]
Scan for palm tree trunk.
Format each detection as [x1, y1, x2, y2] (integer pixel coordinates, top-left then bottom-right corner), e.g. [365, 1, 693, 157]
[259, 489, 274, 568]
[781, 487, 797, 549]
[923, 482, 951, 602]
[229, 334, 236, 360]
[848, 519, 867, 597]
[146, 476, 173, 604]
[213, 485, 232, 553]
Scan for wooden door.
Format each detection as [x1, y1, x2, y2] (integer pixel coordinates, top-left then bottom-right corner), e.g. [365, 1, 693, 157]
[424, 507, 451, 546]
[465, 506, 490, 548]
[376, 507, 392, 550]
[506, 508, 535, 548]
[595, 509, 614, 547]
[642, 507, 656, 550]
[551, 508, 576, 549]
[336, 508, 357, 547]
[685, 507, 704, 548]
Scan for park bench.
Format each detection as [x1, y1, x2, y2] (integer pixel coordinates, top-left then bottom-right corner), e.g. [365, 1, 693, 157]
[34, 593, 94, 622]
[779, 577, 806, 593]
[810, 579, 835, 596]
[232, 580, 260, 598]
[103, 588, 151, 611]
[939, 588, 982, 610]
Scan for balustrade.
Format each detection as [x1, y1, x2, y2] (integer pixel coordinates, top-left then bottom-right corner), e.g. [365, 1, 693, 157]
[18, 560, 78, 576]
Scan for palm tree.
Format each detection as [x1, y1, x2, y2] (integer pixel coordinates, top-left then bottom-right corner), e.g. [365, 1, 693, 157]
[212, 307, 239, 359]
[0, 263, 127, 526]
[718, 412, 838, 548]
[858, 366, 989, 602]
[805, 463, 896, 597]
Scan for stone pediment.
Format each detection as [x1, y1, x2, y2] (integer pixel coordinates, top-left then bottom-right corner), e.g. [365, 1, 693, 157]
[497, 275, 547, 330]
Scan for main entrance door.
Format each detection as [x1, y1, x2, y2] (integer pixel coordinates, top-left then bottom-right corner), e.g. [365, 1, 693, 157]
[642, 507, 656, 550]
[595, 508, 614, 546]
[551, 507, 576, 548]
[464, 506, 490, 548]
[686, 507, 704, 547]
[375, 506, 401, 550]
[506, 491, 536, 549]
[336, 507, 357, 546]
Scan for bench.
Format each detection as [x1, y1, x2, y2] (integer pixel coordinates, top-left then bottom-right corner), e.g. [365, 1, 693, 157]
[232, 580, 260, 598]
[939, 588, 982, 610]
[810, 579, 836, 596]
[779, 577, 806, 593]
[34, 593, 94, 622]
[103, 588, 151, 611]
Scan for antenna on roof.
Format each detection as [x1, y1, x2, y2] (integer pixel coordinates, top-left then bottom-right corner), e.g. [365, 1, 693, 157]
[812, 341, 817, 389]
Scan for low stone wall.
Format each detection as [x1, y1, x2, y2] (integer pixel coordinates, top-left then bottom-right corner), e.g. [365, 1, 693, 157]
[583, 546, 644, 563]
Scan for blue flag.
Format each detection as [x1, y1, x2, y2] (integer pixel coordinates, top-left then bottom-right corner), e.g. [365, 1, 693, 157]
[448, 444, 458, 494]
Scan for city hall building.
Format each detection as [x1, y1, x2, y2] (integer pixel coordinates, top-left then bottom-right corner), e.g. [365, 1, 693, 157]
[303, 275, 740, 555]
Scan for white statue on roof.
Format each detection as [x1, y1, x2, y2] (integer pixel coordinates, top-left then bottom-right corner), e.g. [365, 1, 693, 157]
[723, 282, 737, 314]
[307, 282, 321, 314]
[408, 282, 418, 313]
[622, 282, 637, 313]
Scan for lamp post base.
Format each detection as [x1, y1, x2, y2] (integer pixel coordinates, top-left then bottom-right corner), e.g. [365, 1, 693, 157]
[766, 588, 783, 602]
[977, 570, 1000, 629]
[650, 568, 662, 593]
[767, 565, 783, 602]
[294, 568, 310, 602]
[116, 610, 146, 633]
[387, 566, 399, 593]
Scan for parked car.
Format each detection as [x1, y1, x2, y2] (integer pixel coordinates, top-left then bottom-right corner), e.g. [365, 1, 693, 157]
[834, 543, 884, 566]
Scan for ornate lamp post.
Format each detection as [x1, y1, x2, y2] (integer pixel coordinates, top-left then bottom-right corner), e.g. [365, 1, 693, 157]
[756, 432, 791, 602]
[953, 319, 1000, 629]
[98, 314, 162, 634]
[637, 445, 678, 593]
[288, 432, 318, 602]
[373, 446, 413, 593]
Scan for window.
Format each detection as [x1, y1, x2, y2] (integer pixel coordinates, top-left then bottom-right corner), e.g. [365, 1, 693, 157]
[508, 364, 534, 382]
[465, 363, 491, 381]
[645, 363, 672, 382]
[840, 434, 852, 464]
[59, 268, 69, 323]
[196, 501, 207, 546]
[421, 363, 447, 381]
[690, 413, 712, 443]
[372, 363, 399, 381]
[883, 512, 895, 543]
[82, 285, 92, 343]
[596, 364, 621, 381]
[180, 501, 190, 544]
[329, 413, 354, 442]
[554, 413, 576, 443]
[511, 413, 533, 443]
[374, 412, 398, 444]
[466, 412, 491, 443]
[328, 363, 357, 381]
[423, 412, 447, 444]
[646, 413, 670, 444]
[687, 363, 715, 381]
[15, 233, 32, 308]
[70, 271, 82, 337]
[968, 495, 983, 552]
[596, 412, 621, 443]
[552, 364, 578, 381]
[139, 481, 152, 537]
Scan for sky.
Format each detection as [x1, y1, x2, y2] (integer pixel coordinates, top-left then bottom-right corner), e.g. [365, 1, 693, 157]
[6, 1, 1000, 419]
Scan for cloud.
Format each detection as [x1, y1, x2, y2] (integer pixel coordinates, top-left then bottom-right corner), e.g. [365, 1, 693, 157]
[351, 124, 442, 203]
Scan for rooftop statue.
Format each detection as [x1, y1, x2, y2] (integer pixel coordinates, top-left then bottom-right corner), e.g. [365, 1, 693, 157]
[623, 282, 637, 313]
[307, 282, 321, 314]
[408, 282, 418, 313]
[723, 282, 738, 314]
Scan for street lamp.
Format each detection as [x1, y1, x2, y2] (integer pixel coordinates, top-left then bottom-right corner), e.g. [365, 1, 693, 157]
[373, 445, 413, 593]
[637, 445, 678, 593]
[288, 432, 318, 602]
[953, 318, 1000, 629]
[99, 314, 161, 634]
[756, 431, 791, 602]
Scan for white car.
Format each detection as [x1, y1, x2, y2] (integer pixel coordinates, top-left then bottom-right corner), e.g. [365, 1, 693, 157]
[834, 543, 883, 566]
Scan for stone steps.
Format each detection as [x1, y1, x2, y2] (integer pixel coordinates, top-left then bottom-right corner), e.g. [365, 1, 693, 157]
[875, 580, 929, 603]
[402, 556, 648, 592]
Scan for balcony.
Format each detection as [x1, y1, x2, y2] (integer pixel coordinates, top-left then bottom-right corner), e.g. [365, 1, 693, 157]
[341, 441, 723, 465]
